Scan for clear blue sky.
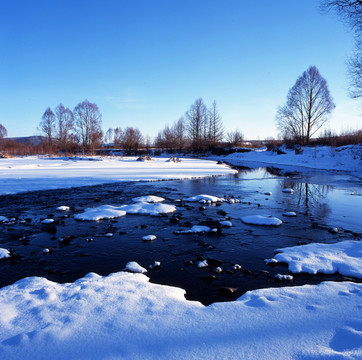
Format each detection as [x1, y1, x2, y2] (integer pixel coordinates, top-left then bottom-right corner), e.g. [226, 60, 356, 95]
[0, 0, 360, 140]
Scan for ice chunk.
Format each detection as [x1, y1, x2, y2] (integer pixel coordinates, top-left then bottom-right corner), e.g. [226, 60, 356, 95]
[0, 248, 10, 259]
[120, 202, 176, 215]
[56, 206, 70, 211]
[75, 205, 126, 221]
[132, 195, 165, 203]
[282, 212, 296, 217]
[241, 215, 282, 226]
[41, 219, 54, 224]
[183, 194, 223, 203]
[142, 235, 157, 241]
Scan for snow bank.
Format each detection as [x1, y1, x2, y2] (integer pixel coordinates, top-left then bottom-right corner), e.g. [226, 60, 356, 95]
[0, 156, 237, 195]
[219, 144, 362, 175]
[0, 272, 361, 359]
[242, 215, 282, 226]
[74, 205, 126, 221]
[120, 202, 176, 215]
[271, 240, 362, 278]
[56, 206, 70, 211]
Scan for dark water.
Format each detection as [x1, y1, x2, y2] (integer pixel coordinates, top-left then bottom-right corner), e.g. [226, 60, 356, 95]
[0, 167, 361, 305]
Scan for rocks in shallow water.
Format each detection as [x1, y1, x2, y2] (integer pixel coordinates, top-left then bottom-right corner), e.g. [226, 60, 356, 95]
[214, 267, 223, 273]
[199, 220, 222, 234]
[275, 274, 293, 281]
[200, 275, 216, 281]
[232, 264, 243, 270]
[42, 223, 57, 234]
[207, 259, 223, 267]
[217, 210, 227, 216]
[184, 259, 194, 266]
[219, 287, 238, 296]
[60, 235, 76, 244]
[329, 227, 338, 234]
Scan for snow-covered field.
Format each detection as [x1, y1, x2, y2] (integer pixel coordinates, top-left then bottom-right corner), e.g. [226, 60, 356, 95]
[1, 150, 362, 358]
[218, 144, 362, 177]
[0, 156, 237, 195]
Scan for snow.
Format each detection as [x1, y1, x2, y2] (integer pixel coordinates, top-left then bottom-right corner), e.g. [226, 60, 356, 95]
[275, 274, 294, 281]
[142, 235, 157, 241]
[0, 248, 10, 259]
[183, 194, 223, 203]
[0, 156, 237, 195]
[176, 225, 213, 234]
[56, 206, 70, 211]
[282, 188, 294, 193]
[74, 205, 127, 221]
[132, 195, 165, 203]
[0, 272, 361, 359]
[124, 261, 147, 274]
[282, 211, 296, 217]
[0, 216, 8, 223]
[241, 215, 283, 226]
[271, 240, 362, 278]
[41, 218, 54, 224]
[198, 260, 208, 268]
[120, 202, 176, 215]
[220, 220, 232, 227]
[218, 144, 362, 176]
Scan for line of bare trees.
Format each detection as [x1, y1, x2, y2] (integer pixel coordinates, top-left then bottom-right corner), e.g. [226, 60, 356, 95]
[38, 100, 103, 153]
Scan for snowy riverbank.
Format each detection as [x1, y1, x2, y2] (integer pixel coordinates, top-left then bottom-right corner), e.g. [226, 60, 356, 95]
[0, 269, 361, 359]
[214, 144, 362, 177]
[0, 156, 237, 195]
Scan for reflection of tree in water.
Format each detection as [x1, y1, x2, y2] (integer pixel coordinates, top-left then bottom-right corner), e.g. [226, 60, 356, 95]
[281, 180, 333, 219]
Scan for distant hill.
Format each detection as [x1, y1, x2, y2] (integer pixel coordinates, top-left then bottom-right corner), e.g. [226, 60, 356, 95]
[8, 136, 46, 145]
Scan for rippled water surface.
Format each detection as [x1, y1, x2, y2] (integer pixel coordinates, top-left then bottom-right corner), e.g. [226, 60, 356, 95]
[0, 167, 361, 304]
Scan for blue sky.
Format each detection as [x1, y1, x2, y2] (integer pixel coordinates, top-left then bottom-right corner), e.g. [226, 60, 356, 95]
[0, 0, 360, 140]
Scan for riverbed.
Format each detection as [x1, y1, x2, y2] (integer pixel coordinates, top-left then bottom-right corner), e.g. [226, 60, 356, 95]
[0, 166, 360, 305]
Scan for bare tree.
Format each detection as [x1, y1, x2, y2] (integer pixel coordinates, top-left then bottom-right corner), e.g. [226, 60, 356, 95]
[186, 98, 208, 150]
[276, 66, 335, 145]
[0, 124, 7, 140]
[321, 0, 362, 97]
[55, 103, 74, 150]
[73, 100, 103, 153]
[113, 127, 123, 148]
[227, 129, 244, 147]
[208, 101, 224, 147]
[173, 117, 187, 151]
[122, 127, 143, 152]
[39, 107, 56, 146]
[104, 128, 114, 145]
